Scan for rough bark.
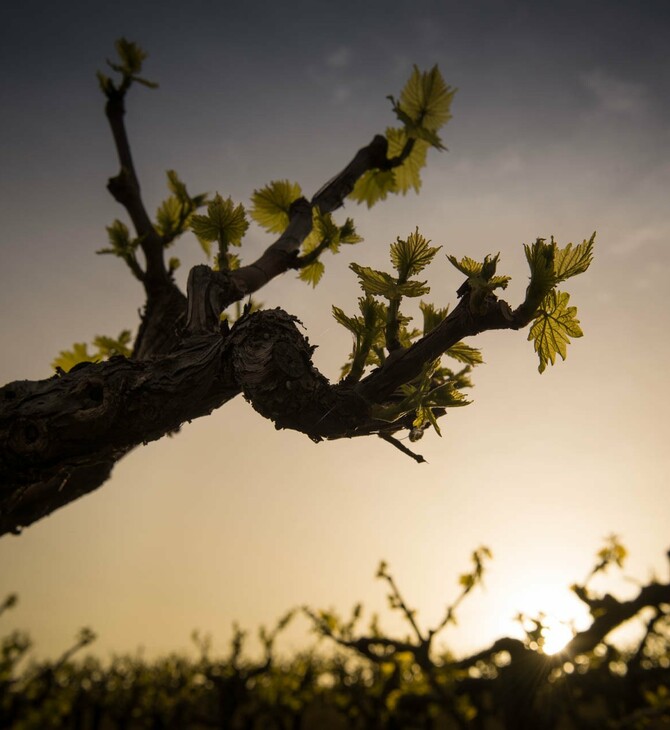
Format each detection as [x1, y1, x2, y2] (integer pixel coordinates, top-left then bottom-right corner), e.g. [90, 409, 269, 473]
[0, 287, 535, 536]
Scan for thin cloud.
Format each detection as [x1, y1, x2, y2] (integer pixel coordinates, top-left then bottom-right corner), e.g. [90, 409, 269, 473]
[450, 147, 525, 179]
[325, 46, 352, 69]
[331, 84, 352, 104]
[612, 224, 669, 256]
[581, 69, 648, 115]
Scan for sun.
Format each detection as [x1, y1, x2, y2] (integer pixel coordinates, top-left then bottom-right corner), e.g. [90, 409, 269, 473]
[508, 581, 592, 656]
[541, 616, 575, 655]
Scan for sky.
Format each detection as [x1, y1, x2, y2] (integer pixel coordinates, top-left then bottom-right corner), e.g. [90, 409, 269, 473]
[1, 0, 670, 662]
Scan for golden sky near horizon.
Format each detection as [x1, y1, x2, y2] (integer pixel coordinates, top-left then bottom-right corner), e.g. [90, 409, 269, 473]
[1, 0, 669, 662]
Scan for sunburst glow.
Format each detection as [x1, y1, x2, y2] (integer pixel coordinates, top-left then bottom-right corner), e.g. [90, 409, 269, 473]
[542, 617, 574, 655]
[506, 579, 591, 657]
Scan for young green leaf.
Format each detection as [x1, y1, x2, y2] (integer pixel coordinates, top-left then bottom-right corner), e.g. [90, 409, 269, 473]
[114, 38, 146, 76]
[553, 233, 595, 283]
[425, 381, 471, 408]
[348, 169, 396, 208]
[295, 210, 356, 286]
[298, 260, 325, 287]
[98, 220, 143, 272]
[300, 209, 341, 256]
[339, 218, 364, 246]
[92, 330, 132, 358]
[166, 170, 189, 202]
[250, 180, 302, 233]
[447, 254, 485, 278]
[155, 196, 183, 239]
[524, 234, 595, 301]
[333, 296, 387, 381]
[96, 71, 113, 95]
[386, 127, 429, 194]
[520, 237, 557, 320]
[419, 302, 450, 335]
[528, 290, 584, 373]
[350, 264, 400, 298]
[52, 329, 133, 373]
[190, 194, 248, 248]
[224, 252, 240, 270]
[390, 228, 441, 279]
[101, 219, 132, 255]
[350, 264, 430, 299]
[52, 343, 95, 373]
[397, 65, 454, 130]
[446, 342, 483, 366]
[155, 171, 207, 242]
[332, 306, 365, 337]
[105, 39, 158, 89]
[447, 253, 511, 298]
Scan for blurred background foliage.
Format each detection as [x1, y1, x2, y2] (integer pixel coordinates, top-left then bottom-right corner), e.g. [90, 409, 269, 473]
[2, 541, 669, 729]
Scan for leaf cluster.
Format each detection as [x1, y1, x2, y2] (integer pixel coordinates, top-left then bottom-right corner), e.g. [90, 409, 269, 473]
[445, 234, 593, 373]
[250, 180, 363, 287]
[97, 220, 143, 277]
[371, 359, 471, 438]
[335, 229, 442, 381]
[100, 170, 208, 278]
[298, 210, 363, 287]
[155, 170, 208, 248]
[350, 66, 454, 207]
[524, 234, 594, 372]
[97, 38, 158, 96]
[335, 230, 481, 439]
[447, 252, 511, 299]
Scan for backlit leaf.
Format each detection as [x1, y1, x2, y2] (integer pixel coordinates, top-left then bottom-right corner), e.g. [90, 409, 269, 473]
[155, 196, 183, 238]
[339, 218, 363, 245]
[190, 194, 248, 247]
[92, 331, 132, 358]
[448, 252, 510, 292]
[334, 296, 387, 380]
[390, 228, 441, 279]
[524, 235, 595, 312]
[524, 238, 557, 306]
[447, 254, 485, 278]
[350, 264, 400, 298]
[348, 169, 396, 208]
[155, 171, 207, 242]
[446, 342, 483, 366]
[332, 306, 364, 336]
[397, 65, 455, 132]
[386, 127, 429, 194]
[528, 290, 583, 373]
[420, 302, 449, 334]
[250, 180, 302, 233]
[52, 343, 95, 373]
[350, 263, 429, 299]
[553, 233, 595, 283]
[166, 169, 189, 202]
[114, 38, 146, 76]
[298, 260, 325, 287]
